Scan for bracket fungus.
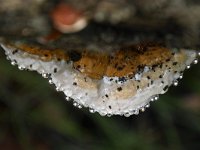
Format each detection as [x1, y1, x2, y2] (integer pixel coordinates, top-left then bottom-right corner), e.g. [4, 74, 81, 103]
[0, 0, 200, 117]
[1, 42, 199, 117]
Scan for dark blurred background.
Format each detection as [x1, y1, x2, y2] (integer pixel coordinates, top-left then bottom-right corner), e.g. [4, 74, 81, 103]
[1, 0, 200, 150]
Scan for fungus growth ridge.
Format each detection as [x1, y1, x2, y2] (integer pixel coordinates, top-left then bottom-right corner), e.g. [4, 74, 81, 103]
[1, 42, 199, 117]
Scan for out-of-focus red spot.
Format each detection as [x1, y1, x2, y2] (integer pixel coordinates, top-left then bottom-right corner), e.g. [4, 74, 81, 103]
[51, 2, 87, 33]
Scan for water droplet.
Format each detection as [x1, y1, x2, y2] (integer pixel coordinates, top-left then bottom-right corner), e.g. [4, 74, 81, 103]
[145, 103, 150, 108]
[198, 52, 200, 56]
[49, 79, 53, 84]
[140, 107, 145, 112]
[77, 105, 82, 109]
[56, 86, 60, 91]
[186, 65, 191, 69]
[73, 102, 78, 107]
[119, 113, 124, 116]
[173, 80, 178, 86]
[133, 109, 139, 115]
[154, 95, 159, 101]
[179, 74, 183, 79]
[124, 112, 131, 117]
[89, 108, 95, 113]
[65, 96, 70, 101]
[150, 97, 155, 101]
[107, 113, 112, 117]
[193, 59, 198, 64]
[11, 60, 17, 65]
[18, 66, 25, 70]
[42, 73, 49, 78]
[99, 112, 107, 116]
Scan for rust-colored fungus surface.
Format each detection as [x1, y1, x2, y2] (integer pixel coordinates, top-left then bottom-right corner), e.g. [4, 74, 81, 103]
[11, 42, 172, 79]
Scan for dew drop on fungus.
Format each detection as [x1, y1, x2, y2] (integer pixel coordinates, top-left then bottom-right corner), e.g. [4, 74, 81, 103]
[77, 105, 82, 109]
[145, 103, 150, 108]
[89, 108, 95, 113]
[140, 107, 145, 112]
[154, 95, 159, 101]
[107, 113, 112, 117]
[173, 80, 179, 86]
[56, 86, 60, 91]
[150, 97, 155, 102]
[18, 66, 25, 70]
[133, 109, 139, 115]
[42, 73, 49, 78]
[65, 96, 70, 101]
[186, 65, 191, 69]
[193, 59, 198, 64]
[99, 112, 107, 116]
[179, 74, 183, 79]
[73, 102, 78, 107]
[11, 60, 17, 65]
[49, 79, 53, 84]
[124, 112, 131, 117]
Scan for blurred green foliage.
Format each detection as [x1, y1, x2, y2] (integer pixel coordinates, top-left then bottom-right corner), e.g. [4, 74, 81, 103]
[0, 47, 200, 150]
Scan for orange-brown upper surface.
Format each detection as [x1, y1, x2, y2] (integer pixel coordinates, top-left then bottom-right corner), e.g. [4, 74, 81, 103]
[16, 44, 69, 61]
[13, 43, 172, 79]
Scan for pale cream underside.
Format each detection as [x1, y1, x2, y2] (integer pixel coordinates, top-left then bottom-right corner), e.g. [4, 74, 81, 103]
[1, 44, 198, 116]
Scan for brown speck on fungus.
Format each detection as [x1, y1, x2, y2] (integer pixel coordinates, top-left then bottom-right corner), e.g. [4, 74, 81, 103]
[117, 87, 122, 91]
